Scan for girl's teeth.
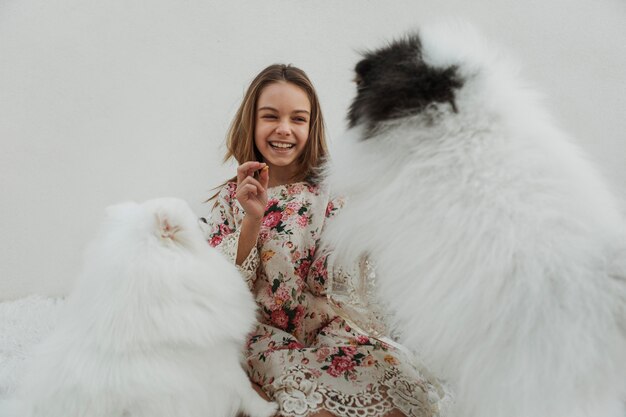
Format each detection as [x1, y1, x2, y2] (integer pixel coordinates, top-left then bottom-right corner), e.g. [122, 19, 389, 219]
[270, 143, 294, 149]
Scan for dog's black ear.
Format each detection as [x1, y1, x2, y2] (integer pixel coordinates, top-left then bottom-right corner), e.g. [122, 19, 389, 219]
[354, 59, 372, 89]
[355, 59, 372, 79]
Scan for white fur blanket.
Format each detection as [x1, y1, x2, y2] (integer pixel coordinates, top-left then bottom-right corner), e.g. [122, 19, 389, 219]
[0, 295, 65, 401]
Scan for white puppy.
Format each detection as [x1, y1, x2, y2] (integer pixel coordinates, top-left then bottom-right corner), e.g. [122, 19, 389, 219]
[323, 22, 626, 417]
[16, 198, 277, 417]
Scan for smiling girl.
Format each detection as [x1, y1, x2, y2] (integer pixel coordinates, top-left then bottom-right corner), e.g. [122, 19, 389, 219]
[203, 64, 446, 417]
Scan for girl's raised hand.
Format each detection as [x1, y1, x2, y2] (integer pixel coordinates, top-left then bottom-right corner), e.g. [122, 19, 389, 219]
[235, 161, 270, 221]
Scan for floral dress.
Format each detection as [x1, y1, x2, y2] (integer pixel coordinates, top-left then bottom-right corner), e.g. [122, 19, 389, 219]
[203, 181, 449, 417]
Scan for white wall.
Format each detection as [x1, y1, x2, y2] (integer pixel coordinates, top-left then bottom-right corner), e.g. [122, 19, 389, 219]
[1, 0, 625, 300]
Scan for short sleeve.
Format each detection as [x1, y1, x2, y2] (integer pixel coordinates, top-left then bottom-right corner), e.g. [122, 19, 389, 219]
[200, 182, 259, 288]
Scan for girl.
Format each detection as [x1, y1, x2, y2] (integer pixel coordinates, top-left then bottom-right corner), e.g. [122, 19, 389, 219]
[203, 64, 447, 417]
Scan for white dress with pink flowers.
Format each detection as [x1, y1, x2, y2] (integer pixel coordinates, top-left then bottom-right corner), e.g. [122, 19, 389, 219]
[204, 181, 447, 417]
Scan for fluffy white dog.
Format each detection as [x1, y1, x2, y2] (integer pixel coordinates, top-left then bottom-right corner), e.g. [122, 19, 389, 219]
[15, 198, 277, 417]
[323, 22, 626, 417]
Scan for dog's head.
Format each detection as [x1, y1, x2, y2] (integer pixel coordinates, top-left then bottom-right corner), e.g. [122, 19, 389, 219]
[72, 198, 250, 350]
[349, 32, 463, 133]
[97, 198, 206, 266]
[348, 22, 522, 138]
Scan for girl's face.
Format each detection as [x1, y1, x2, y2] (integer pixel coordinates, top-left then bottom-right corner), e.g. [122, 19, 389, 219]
[254, 81, 311, 182]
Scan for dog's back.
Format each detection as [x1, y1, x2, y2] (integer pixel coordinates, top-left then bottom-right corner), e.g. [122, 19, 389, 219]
[17, 198, 259, 417]
[324, 21, 626, 417]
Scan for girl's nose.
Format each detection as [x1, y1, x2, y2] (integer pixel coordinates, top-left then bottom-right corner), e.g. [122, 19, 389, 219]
[275, 120, 291, 136]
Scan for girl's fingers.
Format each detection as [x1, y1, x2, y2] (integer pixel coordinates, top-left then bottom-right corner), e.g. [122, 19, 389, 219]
[237, 162, 267, 184]
[259, 165, 270, 190]
[239, 175, 265, 194]
[238, 183, 258, 198]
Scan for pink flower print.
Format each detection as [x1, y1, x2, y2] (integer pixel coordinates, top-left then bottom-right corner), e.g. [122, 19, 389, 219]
[362, 355, 376, 367]
[319, 267, 328, 281]
[341, 346, 357, 357]
[310, 279, 325, 295]
[286, 201, 301, 212]
[209, 235, 222, 247]
[226, 182, 237, 200]
[273, 284, 291, 308]
[356, 335, 370, 345]
[291, 250, 301, 263]
[297, 215, 308, 227]
[301, 357, 309, 365]
[282, 202, 299, 219]
[263, 211, 282, 228]
[315, 346, 333, 362]
[308, 257, 328, 293]
[326, 366, 341, 378]
[266, 198, 279, 209]
[288, 184, 304, 195]
[325, 201, 334, 217]
[219, 223, 232, 235]
[271, 309, 289, 330]
[295, 260, 311, 279]
[286, 341, 305, 350]
[258, 229, 270, 243]
[293, 305, 305, 327]
[327, 355, 356, 377]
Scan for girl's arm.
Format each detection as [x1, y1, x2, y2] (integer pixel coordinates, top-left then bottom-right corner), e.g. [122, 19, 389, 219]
[234, 162, 269, 265]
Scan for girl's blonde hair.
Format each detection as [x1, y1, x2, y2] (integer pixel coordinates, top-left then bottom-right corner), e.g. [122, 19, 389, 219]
[210, 64, 328, 200]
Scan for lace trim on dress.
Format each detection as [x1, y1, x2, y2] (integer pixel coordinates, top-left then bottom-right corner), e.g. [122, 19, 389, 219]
[266, 365, 443, 417]
[326, 255, 448, 402]
[327, 255, 391, 339]
[199, 216, 260, 288]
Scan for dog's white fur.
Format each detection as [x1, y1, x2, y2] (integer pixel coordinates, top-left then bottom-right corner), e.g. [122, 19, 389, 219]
[16, 198, 276, 417]
[324, 22, 626, 417]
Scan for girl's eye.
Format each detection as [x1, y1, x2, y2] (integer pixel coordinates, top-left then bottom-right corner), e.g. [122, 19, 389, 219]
[293, 117, 308, 123]
[261, 114, 277, 119]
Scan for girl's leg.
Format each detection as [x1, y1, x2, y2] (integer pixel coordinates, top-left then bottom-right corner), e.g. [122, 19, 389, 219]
[251, 382, 271, 401]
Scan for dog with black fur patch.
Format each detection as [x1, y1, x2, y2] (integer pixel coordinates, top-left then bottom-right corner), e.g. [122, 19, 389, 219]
[323, 22, 626, 417]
